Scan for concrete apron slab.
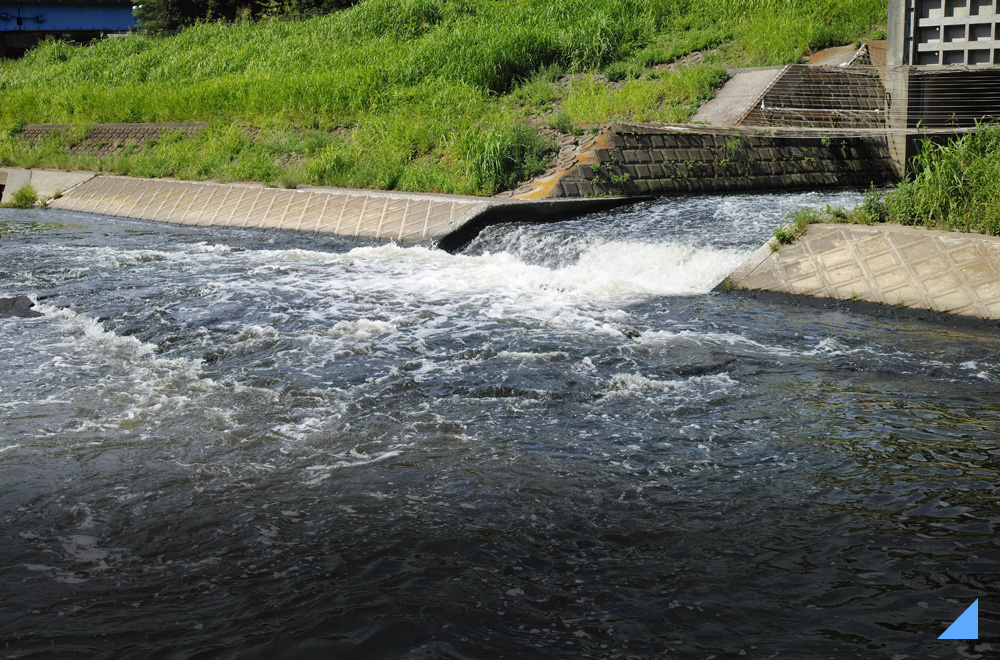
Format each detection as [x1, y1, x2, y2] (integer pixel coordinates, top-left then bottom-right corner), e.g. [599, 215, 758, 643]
[46, 174, 635, 251]
[719, 223, 1000, 321]
[0, 169, 96, 203]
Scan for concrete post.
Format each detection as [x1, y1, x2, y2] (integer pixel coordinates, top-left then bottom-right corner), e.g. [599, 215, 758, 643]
[886, 0, 907, 69]
[886, 0, 911, 176]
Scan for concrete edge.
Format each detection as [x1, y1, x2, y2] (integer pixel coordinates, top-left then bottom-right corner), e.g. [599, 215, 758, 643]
[716, 222, 1000, 322]
[724, 286, 1000, 331]
[23, 170, 644, 249]
[435, 196, 648, 253]
[56, 171, 99, 197]
[0, 168, 97, 204]
[734, 65, 790, 126]
[713, 236, 779, 293]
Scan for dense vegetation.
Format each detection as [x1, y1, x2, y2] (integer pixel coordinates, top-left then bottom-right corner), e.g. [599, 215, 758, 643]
[791, 125, 1000, 236]
[880, 126, 1000, 235]
[0, 0, 886, 195]
[135, 0, 358, 32]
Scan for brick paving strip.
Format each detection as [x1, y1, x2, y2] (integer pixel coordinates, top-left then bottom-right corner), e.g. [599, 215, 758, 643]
[18, 123, 207, 157]
[43, 174, 633, 251]
[719, 223, 1000, 321]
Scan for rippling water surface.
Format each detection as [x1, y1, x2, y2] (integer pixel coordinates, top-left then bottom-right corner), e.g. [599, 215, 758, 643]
[1, 192, 998, 659]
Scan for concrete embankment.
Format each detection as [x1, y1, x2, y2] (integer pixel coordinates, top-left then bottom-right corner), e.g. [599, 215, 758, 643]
[720, 223, 1000, 322]
[34, 173, 632, 250]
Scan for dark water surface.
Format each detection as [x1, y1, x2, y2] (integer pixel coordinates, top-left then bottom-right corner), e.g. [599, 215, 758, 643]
[1, 192, 997, 659]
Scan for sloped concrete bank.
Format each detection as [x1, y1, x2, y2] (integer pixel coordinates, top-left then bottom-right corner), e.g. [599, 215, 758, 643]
[719, 223, 1000, 323]
[25, 172, 633, 251]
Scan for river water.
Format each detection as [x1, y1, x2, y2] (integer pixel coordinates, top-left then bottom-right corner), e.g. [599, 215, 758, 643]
[1, 192, 997, 659]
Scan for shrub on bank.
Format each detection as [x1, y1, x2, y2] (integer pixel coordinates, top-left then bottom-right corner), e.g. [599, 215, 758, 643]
[885, 125, 1000, 235]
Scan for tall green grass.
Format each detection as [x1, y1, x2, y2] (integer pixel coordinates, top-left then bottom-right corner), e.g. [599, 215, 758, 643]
[883, 126, 1000, 235]
[562, 66, 728, 124]
[785, 125, 1000, 236]
[0, 0, 886, 195]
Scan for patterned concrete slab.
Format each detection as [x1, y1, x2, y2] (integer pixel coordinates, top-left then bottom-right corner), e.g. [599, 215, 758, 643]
[48, 174, 634, 249]
[722, 223, 1000, 320]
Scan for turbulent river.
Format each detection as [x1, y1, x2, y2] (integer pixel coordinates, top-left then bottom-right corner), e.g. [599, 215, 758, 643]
[1, 192, 997, 659]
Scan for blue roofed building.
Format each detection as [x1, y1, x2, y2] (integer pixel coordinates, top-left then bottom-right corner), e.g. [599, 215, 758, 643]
[1, 0, 136, 57]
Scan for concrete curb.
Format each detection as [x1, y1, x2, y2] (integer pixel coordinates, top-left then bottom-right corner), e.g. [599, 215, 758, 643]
[715, 237, 779, 292]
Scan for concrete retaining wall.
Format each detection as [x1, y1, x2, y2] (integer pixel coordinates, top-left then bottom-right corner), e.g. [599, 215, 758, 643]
[532, 124, 899, 199]
[0, 168, 95, 204]
[16, 123, 207, 157]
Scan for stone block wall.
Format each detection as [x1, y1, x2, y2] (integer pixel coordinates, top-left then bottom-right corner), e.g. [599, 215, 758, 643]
[549, 123, 899, 198]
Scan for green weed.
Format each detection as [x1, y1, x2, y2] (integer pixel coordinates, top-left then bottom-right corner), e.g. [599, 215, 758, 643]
[771, 206, 818, 247]
[3, 186, 39, 209]
[548, 111, 578, 134]
[791, 123, 1000, 236]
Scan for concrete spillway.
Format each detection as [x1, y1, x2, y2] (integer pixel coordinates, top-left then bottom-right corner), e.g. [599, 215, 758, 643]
[42, 173, 634, 251]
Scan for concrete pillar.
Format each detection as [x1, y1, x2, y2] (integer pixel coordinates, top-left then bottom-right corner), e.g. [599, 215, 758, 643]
[886, 0, 912, 176]
[885, 66, 912, 176]
[887, 0, 908, 68]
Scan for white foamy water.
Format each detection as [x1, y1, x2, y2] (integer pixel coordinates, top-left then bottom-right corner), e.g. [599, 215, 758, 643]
[257, 238, 745, 301]
[0, 303, 254, 445]
[607, 372, 738, 396]
[200, 239, 749, 349]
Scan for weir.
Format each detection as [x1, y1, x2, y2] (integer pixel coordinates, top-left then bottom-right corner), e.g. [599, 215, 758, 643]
[40, 173, 636, 250]
[719, 223, 1000, 321]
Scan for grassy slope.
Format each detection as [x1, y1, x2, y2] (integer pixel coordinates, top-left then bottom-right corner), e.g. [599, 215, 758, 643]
[0, 0, 886, 195]
[790, 124, 1000, 236]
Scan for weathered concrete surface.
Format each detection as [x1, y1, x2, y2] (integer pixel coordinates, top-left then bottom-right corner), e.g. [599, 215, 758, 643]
[721, 223, 1000, 320]
[0, 169, 31, 204]
[807, 44, 861, 67]
[47, 175, 634, 249]
[691, 66, 786, 126]
[0, 169, 96, 203]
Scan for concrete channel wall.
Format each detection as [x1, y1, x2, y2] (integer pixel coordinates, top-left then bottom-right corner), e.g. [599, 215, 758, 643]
[36, 173, 632, 250]
[16, 123, 207, 158]
[0, 168, 95, 204]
